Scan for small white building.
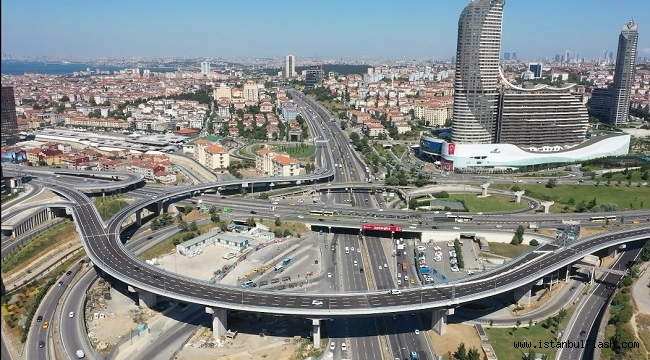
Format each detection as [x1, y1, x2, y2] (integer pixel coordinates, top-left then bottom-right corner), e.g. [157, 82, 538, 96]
[176, 231, 219, 256]
[214, 234, 250, 251]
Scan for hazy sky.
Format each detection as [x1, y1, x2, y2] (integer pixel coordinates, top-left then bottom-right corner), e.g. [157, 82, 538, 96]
[2, 0, 649, 60]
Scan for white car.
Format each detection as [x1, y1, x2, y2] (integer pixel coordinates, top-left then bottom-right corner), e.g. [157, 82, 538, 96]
[378, 265, 383, 270]
[341, 343, 347, 351]
[330, 342, 336, 350]
[351, 247, 355, 252]
[477, 212, 483, 215]
[384, 263, 388, 268]
[328, 273, 332, 278]
[409, 226, 417, 229]
[415, 329, 420, 335]
[417, 246, 426, 251]
[495, 224, 503, 228]
[378, 209, 384, 212]
[353, 260, 358, 266]
[445, 212, 452, 215]
[69, 312, 74, 318]
[272, 202, 279, 205]
[452, 226, 461, 230]
[312, 300, 323, 306]
[357, 248, 361, 253]
[297, 215, 304, 219]
[397, 279, 402, 285]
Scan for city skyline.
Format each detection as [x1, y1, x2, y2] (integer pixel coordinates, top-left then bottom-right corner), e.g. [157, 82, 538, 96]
[1, 0, 649, 60]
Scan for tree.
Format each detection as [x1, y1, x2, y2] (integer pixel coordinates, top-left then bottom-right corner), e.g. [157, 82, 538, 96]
[178, 220, 188, 232]
[385, 176, 400, 186]
[612, 325, 636, 354]
[188, 221, 198, 232]
[208, 205, 217, 214]
[467, 347, 481, 360]
[546, 179, 557, 188]
[408, 198, 419, 210]
[274, 217, 281, 226]
[511, 225, 525, 245]
[642, 171, 649, 181]
[210, 214, 220, 223]
[454, 342, 468, 360]
[529, 239, 539, 246]
[516, 319, 521, 329]
[258, 192, 270, 200]
[340, 120, 347, 130]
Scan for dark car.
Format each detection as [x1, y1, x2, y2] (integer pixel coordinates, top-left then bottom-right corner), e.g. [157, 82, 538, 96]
[359, 267, 364, 273]
[250, 211, 257, 214]
[431, 226, 439, 229]
[66, 271, 72, 276]
[318, 218, 325, 222]
[58, 281, 64, 286]
[134, 266, 141, 272]
[38, 341, 45, 348]
[580, 330, 587, 336]
[36, 315, 43, 322]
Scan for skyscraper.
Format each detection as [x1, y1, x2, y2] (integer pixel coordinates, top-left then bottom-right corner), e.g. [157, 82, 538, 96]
[200, 61, 210, 76]
[451, 0, 504, 144]
[305, 65, 323, 89]
[511, 52, 517, 60]
[609, 19, 638, 126]
[1, 86, 19, 146]
[284, 55, 295, 78]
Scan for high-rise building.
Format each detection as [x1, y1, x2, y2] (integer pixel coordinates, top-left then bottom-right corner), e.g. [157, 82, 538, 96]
[565, 50, 571, 63]
[609, 19, 638, 126]
[1, 86, 19, 146]
[305, 65, 323, 89]
[503, 52, 510, 60]
[511, 52, 517, 60]
[554, 54, 562, 63]
[451, 0, 504, 144]
[284, 55, 295, 78]
[528, 63, 543, 78]
[243, 80, 259, 102]
[200, 61, 210, 76]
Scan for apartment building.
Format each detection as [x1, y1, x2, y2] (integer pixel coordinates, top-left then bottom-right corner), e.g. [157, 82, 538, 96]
[271, 155, 299, 177]
[204, 144, 229, 170]
[243, 81, 259, 102]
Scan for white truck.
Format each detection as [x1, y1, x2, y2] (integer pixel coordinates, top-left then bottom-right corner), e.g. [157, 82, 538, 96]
[528, 223, 539, 232]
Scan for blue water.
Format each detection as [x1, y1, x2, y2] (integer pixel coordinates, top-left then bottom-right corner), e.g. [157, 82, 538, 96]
[1, 61, 175, 75]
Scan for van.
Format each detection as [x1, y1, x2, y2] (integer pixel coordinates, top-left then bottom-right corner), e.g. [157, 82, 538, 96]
[345, 247, 349, 254]
[76, 350, 85, 358]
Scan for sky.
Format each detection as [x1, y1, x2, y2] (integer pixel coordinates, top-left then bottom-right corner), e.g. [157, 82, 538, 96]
[1, 0, 649, 60]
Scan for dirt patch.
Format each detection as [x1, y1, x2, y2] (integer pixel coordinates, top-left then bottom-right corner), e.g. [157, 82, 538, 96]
[428, 324, 484, 357]
[184, 209, 207, 222]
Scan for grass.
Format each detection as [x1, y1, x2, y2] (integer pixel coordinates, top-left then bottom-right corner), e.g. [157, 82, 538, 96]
[447, 193, 528, 213]
[260, 219, 310, 238]
[277, 144, 316, 160]
[138, 222, 217, 260]
[518, 172, 568, 178]
[488, 243, 532, 258]
[1, 191, 20, 204]
[485, 323, 557, 360]
[1, 222, 77, 275]
[392, 144, 406, 158]
[599, 170, 649, 183]
[636, 314, 650, 357]
[238, 144, 261, 158]
[94, 195, 130, 221]
[491, 183, 650, 212]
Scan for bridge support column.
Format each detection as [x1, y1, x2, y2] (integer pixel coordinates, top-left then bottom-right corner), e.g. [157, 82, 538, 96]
[540, 201, 554, 214]
[206, 307, 227, 340]
[513, 283, 533, 305]
[135, 210, 142, 226]
[513, 190, 525, 203]
[128, 286, 157, 308]
[432, 309, 448, 335]
[611, 247, 618, 258]
[589, 268, 596, 285]
[480, 182, 491, 197]
[310, 318, 322, 348]
[156, 200, 163, 215]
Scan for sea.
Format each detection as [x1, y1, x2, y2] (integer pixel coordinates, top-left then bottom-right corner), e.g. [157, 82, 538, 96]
[1, 60, 175, 75]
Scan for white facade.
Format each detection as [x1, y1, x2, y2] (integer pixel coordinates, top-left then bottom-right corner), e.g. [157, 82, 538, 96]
[200, 62, 210, 76]
[437, 134, 630, 170]
[284, 55, 296, 78]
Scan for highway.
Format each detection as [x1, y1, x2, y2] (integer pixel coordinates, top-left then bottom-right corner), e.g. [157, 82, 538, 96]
[557, 240, 645, 360]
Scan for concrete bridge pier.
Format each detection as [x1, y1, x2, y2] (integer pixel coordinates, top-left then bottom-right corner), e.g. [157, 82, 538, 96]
[128, 286, 157, 308]
[432, 308, 451, 335]
[589, 268, 596, 285]
[135, 210, 142, 226]
[540, 201, 555, 214]
[310, 318, 322, 347]
[206, 307, 228, 340]
[513, 190, 525, 203]
[480, 182, 491, 197]
[513, 283, 533, 305]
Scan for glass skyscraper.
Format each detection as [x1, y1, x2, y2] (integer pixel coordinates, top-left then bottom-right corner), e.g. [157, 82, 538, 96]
[609, 20, 638, 126]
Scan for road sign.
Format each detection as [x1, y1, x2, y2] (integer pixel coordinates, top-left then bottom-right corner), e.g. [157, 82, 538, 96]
[361, 224, 403, 232]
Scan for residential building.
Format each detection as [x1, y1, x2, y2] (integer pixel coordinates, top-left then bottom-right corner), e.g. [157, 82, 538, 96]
[200, 61, 210, 76]
[271, 155, 299, 177]
[284, 55, 296, 78]
[243, 81, 259, 102]
[213, 83, 232, 101]
[204, 144, 229, 170]
[610, 19, 638, 126]
[1, 87, 19, 146]
[255, 148, 276, 175]
[451, 0, 504, 144]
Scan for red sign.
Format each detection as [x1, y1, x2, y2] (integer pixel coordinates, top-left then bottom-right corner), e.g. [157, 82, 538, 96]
[362, 224, 403, 232]
[447, 143, 456, 155]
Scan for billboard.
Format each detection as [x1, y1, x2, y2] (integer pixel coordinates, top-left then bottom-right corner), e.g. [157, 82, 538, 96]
[361, 224, 403, 232]
[447, 143, 456, 155]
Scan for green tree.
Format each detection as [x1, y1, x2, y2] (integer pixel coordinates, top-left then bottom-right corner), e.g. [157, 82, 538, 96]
[511, 225, 525, 245]
[208, 205, 217, 214]
[178, 219, 188, 232]
[546, 179, 557, 188]
[567, 197, 575, 205]
[529, 239, 539, 246]
[612, 325, 636, 354]
[642, 171, 649, 180]
[274, 217, 281, 226]
[385, 176, 400, 186]
[210, 214, 220, 223]
[467, 347, 481, 360]
[454, 342, 468, 360]
[188, 221, 198, 232]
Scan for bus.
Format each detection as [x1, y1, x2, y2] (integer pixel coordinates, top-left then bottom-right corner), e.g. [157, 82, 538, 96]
[448, 215, 473, 223]
[310, 210, 334, 217]
[589, 215, 617, 222]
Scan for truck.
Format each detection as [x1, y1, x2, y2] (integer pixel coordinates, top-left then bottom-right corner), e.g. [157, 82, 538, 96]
[283, 257, 291, 266]
[528, 222, 539, 231]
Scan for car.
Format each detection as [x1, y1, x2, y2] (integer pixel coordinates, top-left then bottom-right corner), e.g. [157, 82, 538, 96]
[359, 267, 364, 273]
[274, 214, 281, 218]
[37, 315, 43, 322]
[312, 300, 323, 306]
[495, 224, 503, 228]
[327, 273, 332, 278]
[410, 279, 415, 284]
[133, 266, 141, 272]
[452, 226, 461, 230]
[318, 219, 325, 222]
[38, 340, 45, 348]
[297, 215, 304, 219]
[289, 202, 296, 206]
[397, 279, 402, 285]
[330, 342, 336, 350]
[42, 321, 49, 329]
[353, 261, 358, 266]
[570, 286, 576, 291]
[66, 271, 72, 276]
[445, 212, 452, 215]
[431, 226, 439, 229]
[272, 202, 279, 205]
[250, 211, 257, 214]
[384, 263, 388, 268]
[409, 225, 417, 229]
[476, 212, 483, 215]
[357, 248, 361, 253]
[579, 330, 587, 336]
[58, 281, 64, 286]
[341, 343, 347, 351]
[69, 312, 74, 318]
[378, 266, 383, 270]
[417, 246, 426, 251]
[389, 289, 401, 294]
[351, 247, 355, 252]
[361, 220, 368, 223]
[415, 329, 420, 335]
[392, 315, 397, 320]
